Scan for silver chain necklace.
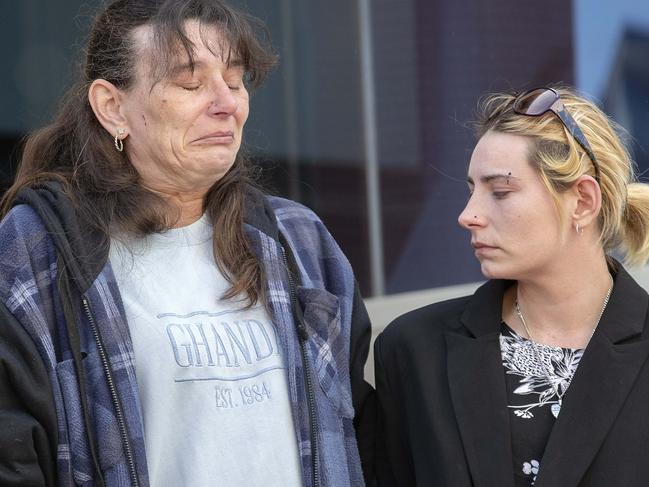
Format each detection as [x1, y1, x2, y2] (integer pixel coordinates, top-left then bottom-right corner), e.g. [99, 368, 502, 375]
[513, 278, 613, 418]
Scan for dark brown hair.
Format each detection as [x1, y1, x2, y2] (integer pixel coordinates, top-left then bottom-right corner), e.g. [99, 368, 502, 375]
[1, 0, 278, 305]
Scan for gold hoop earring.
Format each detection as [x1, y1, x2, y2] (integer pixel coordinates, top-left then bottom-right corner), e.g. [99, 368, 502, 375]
[114, 128, 126, 152]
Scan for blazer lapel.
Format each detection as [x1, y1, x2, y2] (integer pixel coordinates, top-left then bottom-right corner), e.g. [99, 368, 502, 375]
[446, 279, 516, 487]
[535, 266, 649, 487]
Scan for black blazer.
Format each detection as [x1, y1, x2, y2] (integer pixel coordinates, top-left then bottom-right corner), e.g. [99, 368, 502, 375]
[375, 264, 649, 486]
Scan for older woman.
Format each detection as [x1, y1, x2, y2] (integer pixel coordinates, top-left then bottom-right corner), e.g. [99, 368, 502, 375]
[0, 1, 372, 486]
[375, 86, 649, 486]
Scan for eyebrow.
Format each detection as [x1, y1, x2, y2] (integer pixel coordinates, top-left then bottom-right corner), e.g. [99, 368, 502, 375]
[169, 58, 245, 77]
[168, 60, 204, 77]
[466, 173, 520, 185]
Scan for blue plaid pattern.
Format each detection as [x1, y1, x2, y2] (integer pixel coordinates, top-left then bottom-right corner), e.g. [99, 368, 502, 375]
[269, 197, 363, 486]
[0, 195, 364, 487]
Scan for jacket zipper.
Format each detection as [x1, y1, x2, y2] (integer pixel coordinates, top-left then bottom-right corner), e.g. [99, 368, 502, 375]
[82, 297, 140, 487]
[280, 245, 320, 487]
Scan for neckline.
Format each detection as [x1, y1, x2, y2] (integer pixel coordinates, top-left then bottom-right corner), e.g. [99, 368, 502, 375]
[149, 213, 212, 246]
[500, 321, 583, 353]
[111, 213, 213, 251]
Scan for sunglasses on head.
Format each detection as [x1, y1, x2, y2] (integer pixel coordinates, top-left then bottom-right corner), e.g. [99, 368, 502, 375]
[512, 87, 601, 183]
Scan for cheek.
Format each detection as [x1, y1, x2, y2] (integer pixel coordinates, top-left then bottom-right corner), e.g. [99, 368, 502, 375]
[133, 102, 168, 134]
[236, 94, 250, 126]
[489, 203, 524, 232]
[240, 106, 249, 125]
[522, 210, 564, 251]
[148, 107, 195, 145]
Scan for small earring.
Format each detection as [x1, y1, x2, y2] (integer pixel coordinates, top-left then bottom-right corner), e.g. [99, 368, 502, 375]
[114, 128, 126, 152]
[575, 223, 584, 234]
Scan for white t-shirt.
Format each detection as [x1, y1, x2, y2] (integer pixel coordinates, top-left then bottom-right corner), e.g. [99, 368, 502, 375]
[109, 215, 303, 487]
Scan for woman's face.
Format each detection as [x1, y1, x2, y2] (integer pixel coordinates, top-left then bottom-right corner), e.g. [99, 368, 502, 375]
[120, 20, 249, 195]
[458, 130, 571, 280]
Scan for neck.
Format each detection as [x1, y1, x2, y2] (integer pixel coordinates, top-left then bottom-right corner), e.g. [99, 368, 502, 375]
[168, 195, 205, 227]
[142, 184, 209, 228]
[504, 256, 612, 348]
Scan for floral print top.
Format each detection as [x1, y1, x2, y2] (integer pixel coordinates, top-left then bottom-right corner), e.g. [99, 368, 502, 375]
[500, 322, 584, 486]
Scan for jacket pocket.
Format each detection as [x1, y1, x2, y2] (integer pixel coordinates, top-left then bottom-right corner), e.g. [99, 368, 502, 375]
[296, 286, 354, 419]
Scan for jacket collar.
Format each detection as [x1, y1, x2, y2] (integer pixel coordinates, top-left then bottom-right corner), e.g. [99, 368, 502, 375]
[535, 263, 649, 486]
[594, 261, 648, 343]
[242, 184, 280, 241]
[459, 278, 511, 338]
[447, 278, 516, 487]
[449, 263, 649, 487]
[458, 262, 648, 344]
[14, 181, 105, 292]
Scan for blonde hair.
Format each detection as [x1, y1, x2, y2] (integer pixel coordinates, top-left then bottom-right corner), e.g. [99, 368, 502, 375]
[475, 85, 649, 266]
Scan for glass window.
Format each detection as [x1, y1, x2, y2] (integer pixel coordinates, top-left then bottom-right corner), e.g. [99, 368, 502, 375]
[2, 0, 648, 297]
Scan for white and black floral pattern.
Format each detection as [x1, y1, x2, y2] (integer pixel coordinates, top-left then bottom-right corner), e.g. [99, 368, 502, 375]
[500, 326, 584, 419]
[522, 459, 540, 485]
[500, 323, 585, 486]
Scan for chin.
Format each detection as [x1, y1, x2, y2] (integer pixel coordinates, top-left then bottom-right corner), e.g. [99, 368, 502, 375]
[196, 157, 237, 177]
[479, 260, 514, 281]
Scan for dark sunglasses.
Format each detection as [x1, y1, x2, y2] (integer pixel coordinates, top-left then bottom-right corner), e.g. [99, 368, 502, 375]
[513, 87, 600, 183]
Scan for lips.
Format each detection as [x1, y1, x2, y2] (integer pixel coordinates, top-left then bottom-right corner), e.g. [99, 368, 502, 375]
[471, 242, 496, 249]
[471, 241, 499, 256]
[194, 131, 235, 144]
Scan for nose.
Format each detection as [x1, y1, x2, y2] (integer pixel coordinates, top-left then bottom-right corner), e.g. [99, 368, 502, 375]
[458, 195, 485, 230]
[207, 78, 238, 117]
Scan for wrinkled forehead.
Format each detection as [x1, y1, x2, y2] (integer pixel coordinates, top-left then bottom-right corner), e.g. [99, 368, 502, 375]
[130, 19, 239, 87]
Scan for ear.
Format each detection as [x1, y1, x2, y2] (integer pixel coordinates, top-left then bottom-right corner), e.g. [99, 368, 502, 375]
[88, 79, 129, 140]
[570, 175, 602, 229]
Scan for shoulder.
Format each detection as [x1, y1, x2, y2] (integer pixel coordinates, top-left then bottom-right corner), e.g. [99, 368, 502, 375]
[0, 204, 49, 238]
[0, 205, 56, 330]
[266, 194, 342, 253]
[264, 195, 357, 300]
[266, 195, 321, 224]
[0, 205, 52, 276]
[376, 295, 472, 354]
[383, 295, 472, 338]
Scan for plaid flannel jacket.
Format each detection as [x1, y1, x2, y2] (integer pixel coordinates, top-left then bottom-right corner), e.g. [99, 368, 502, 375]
[0, 191, 364, 487]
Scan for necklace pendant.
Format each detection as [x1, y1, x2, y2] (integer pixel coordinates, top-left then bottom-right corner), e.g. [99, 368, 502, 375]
[551, 402, 561, 418]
